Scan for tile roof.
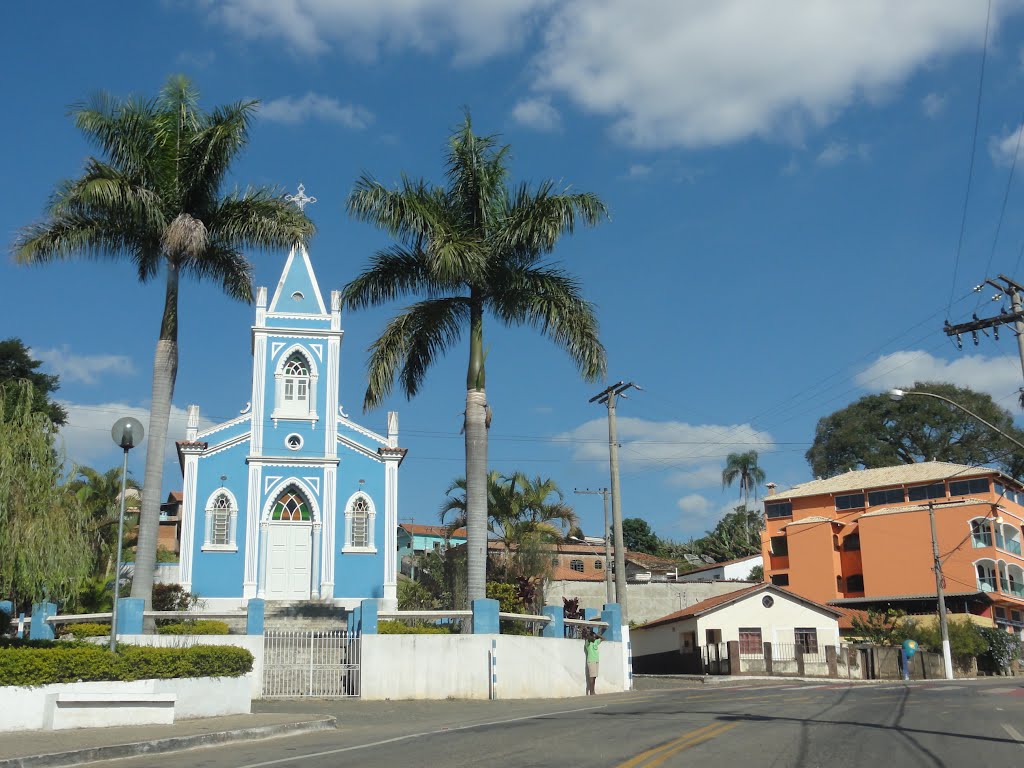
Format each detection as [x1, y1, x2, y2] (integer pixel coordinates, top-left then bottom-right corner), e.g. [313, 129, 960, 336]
[783, 515, 842, 528]
[859, 498, 989, 519]
[764, 461, 997, 501]
[677, 554, 761, 576]
[832, 606, 870, 631]
[830, 591, 983, 605]
[399, 524, 466, 539]
[625, 551, 679, 570]
[549, 565, 607, 582]
[637, 584, 841, 630]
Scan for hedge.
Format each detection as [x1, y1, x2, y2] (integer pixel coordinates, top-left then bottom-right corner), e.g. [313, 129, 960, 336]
[60, 623, 111, 640]
[377, 620, 451, 635]
[156, 620, 230, 636]
[0, 641, 253, 686]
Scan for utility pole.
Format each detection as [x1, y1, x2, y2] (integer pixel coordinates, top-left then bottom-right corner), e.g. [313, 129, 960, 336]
[575, 488, 613, 603]
[590, 381, 641, 624]
[928, 500, 954, 680]
[944, 275, 1024, 401]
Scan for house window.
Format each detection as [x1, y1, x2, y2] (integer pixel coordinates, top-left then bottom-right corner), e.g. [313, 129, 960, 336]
[977, 561, 998, 591]
[795, 628, 819, 654]
[1012, 610, 1022, 623]
[949, 478, 990, 497]
[203, 491, 237, 550]
[770, 536, 788, 556]
[971, 519, 993, 548]
[843, 533, 860, 551]
[595, 560, 603, 570]
[996, 607, 1007, 620]
[570, 559, 584, 573]
[834, 493, 864, 511]
[867, 488, 905, 506]
[272, 489, 311, 521]
[344, 493, 377, 552]
[832, 534, 840, 551]
[907, 483, 946, 502]
[738, 628, 762, 654]
[551, 557, 559, 566]
[836, 575, 843, 591]
[771, 574, 789, 587]
[845, 574, 864, 592]
[766, 501, 792, 519]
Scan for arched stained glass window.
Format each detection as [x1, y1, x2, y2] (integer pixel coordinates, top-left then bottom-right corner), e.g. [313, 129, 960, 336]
[351, 496, 370, 547]
[272, 489, 311, 522]
[203, 490, 238, 550]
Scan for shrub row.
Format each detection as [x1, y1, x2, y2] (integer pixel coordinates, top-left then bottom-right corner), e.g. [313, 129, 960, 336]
[58, 620, 230, 639]
[0, 642, 253, 686]
[377, 620, 451, 635]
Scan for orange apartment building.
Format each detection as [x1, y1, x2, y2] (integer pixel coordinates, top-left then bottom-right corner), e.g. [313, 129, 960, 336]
[762, 461, 1024, 635]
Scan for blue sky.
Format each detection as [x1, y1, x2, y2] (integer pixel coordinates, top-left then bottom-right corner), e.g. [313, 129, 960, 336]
[7, 1, 1024, 542]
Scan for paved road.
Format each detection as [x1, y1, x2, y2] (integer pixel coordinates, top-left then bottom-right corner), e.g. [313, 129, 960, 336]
[86, 679, 1024, 767]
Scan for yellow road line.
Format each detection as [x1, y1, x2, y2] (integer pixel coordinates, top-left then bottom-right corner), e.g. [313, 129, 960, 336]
[616, 721, 739, 768]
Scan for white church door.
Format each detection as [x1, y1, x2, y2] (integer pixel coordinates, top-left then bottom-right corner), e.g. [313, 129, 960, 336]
[266, 489, 313, 600]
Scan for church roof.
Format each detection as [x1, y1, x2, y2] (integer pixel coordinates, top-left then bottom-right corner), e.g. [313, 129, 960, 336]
[268, 244, 327, 316]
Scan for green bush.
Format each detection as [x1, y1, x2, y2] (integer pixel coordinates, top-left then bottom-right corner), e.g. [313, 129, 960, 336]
[155, 620, 229, 635]
[377, 619, 451, 635]
[0, 641, 253, 686]
[978, 625, 1022, 671]
[59, 623, 111, 640]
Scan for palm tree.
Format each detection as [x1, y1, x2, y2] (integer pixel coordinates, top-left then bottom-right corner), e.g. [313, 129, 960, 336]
[14, 76, 314, 613]
[344, 114, 606, 602]
[68, 465, 141, 576]
[721, 450, 766, 507]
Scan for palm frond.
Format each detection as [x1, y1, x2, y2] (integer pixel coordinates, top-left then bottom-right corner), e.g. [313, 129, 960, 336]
[182, 242, 253, 302]
[342, 246, 441, 309]
[207, 189, 315, 250]
[499, 182, 608, 259]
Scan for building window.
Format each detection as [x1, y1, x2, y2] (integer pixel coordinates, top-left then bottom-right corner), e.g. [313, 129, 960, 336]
[595, 560, 603, 570]
[795, 628, 819, 654]
[971, 519, 993, 548]
[867, 488, 905, 506]
[949, 478, 990, 497]
[570, 559, 584, 573]
[907, 483, 946, 502]
[272, 489, 311, 521]
[995, 607, 1007, 620]
[771, 574, 789, 587]
[843, 533, 860, 551]
[770, 536, 788, 556]
[766, 501, 792, 519]
[274, 349, 318, 421]
[739, 628, 762, 654]
[836, 575, 843, 592]
[551, 557, 559, 566]
[344, 493, 376, 553]
[285, 433, 303, 451]
[832, 534, 840, 551]
[834, 493, 865, 511]
[1012, 610, 1022, 623]
[977, 561, 998, 592]
[845, 574, 864, 592]
[203, 491, 237, 550]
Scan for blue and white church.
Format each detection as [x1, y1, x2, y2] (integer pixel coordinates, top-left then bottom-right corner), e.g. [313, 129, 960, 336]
[174, 238, 405, 610]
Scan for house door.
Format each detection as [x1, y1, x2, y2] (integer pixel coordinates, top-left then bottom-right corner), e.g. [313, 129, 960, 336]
[266, 523, 312, 600]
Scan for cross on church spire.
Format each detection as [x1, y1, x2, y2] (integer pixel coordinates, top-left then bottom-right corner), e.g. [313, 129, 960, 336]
[286, 183, 317, 211]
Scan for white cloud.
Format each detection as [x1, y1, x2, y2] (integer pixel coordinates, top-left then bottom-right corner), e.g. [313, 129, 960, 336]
[511, 97, 561, 131]
[855, 350, 1023, 404]
[626, 163, 652, 180]
[32, 346, 136, 385]
[209, 0, 553, 62]
[921, 92, 947, 118]
[676, 493, 712, 515]
[559, 417, 774, 473]
[57, 401, 215, 472]
[990, 124, 1024, 167]
[815, 141, 869, 167]
[535, 1, 1006, 148]
[261, 93, 374, 128]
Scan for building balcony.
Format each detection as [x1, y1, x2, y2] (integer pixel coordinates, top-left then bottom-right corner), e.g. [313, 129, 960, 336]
[769, 554, 789, 570]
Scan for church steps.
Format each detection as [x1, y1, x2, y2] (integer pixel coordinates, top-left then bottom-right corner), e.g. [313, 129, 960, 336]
[263, 601, 352, 632]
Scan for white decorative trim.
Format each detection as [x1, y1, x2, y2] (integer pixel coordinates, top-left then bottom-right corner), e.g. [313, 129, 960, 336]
[342, 546, 377, 554]
[302, 476, 321, 494]
[326, 335, 340, 459]
[267, 244, 328, 315]
[264, 476, 283, 493]
[322, 466, 336, 596]
[261, 477, 322, 523]
[310, 343, 323, 361]
[266, 312, 332, 321]
[248, 456, 340, 467]
[252, 327, 342, 339]
[251, 333, 267, 456]
[384, 454, 399, 591]
[239, 402, 252, 415]
[339, 405, 350, 418]
[270, 341, 286, 359]
[244, 464, 263, 591]
[204, 432, 251, 458]
[201, 544, 239, 553]
[337, 434, 385, 463]
[285, 433, 303, 451]
[342, 490, 377, 553]
[196, 414, 250, 439]
[338, 416, 388, 446]
[179, 454, 200, 590]
[202, 487, 239, 549]
[272, 343, 319, 423]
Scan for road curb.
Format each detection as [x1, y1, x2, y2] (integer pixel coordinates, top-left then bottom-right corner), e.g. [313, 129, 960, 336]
[0, 716, 337, 768]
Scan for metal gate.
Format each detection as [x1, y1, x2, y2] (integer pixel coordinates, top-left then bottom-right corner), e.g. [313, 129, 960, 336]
[262, 630, 360, 698]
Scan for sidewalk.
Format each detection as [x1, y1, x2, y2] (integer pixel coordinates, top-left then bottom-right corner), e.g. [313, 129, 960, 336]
[0, 712, 336, 768]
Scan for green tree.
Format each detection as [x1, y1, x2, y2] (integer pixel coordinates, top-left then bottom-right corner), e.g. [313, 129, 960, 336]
[0, 381, 91, 607]
[747, 564, 763, 581]
[67, 465, 140, 576]
[690, 506, 764, 561]
[721, 450, 766, 506]
[14, 76, 314, 614]
[621, 517, 661, 554]
[806, 382, 1024, 479]
[0, 338, 67, 426]
[344, 114, 606, 602]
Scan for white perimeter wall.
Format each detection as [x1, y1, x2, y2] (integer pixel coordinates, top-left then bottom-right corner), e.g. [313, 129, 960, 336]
[0, 676, 250, 732]
[360, 635, 625, 700]
[545, 580, 752, 624]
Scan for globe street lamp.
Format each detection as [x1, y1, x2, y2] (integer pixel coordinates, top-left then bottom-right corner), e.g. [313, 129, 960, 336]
[109, 417, 144, 653]
[888, 387, 1024, 680]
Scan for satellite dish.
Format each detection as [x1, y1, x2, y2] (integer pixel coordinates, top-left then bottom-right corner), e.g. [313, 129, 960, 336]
[701, 555, 716, 564]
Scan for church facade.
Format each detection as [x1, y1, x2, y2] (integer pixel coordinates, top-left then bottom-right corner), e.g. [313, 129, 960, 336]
[174, 244, 404, 610]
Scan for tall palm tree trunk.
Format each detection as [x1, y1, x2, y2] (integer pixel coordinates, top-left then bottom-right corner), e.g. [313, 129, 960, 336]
[130, 264, 179, 616]
[465, 303, 488, 605]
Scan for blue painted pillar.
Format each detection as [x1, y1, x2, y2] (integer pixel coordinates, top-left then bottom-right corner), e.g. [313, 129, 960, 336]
[359, 599, 378, 635]
[349, 606, 362, 635]
[30, 602, 56, 640]
[541, 605, 564, 638]
[17, 613, 26, 639]
[116, 598, 145, 635]
[583, 607, 599, 622]
[0, 600, 12, 618]
[601, 604, 622, 642]
[246, 598, 265, 635]
[472, 598, 500, 634]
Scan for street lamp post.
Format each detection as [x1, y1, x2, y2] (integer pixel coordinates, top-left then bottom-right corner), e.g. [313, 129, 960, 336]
[109, 417, 144, 653]
[889, 388, 1024, 681]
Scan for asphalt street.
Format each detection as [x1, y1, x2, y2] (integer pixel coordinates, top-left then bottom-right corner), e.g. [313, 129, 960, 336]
[83, 678, 1024, 767]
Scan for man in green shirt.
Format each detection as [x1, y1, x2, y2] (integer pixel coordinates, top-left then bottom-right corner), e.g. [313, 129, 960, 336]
[584, 627, 604, 695]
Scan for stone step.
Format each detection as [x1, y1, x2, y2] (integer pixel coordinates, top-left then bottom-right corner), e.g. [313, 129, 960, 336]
[263, 601, 351, 631]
